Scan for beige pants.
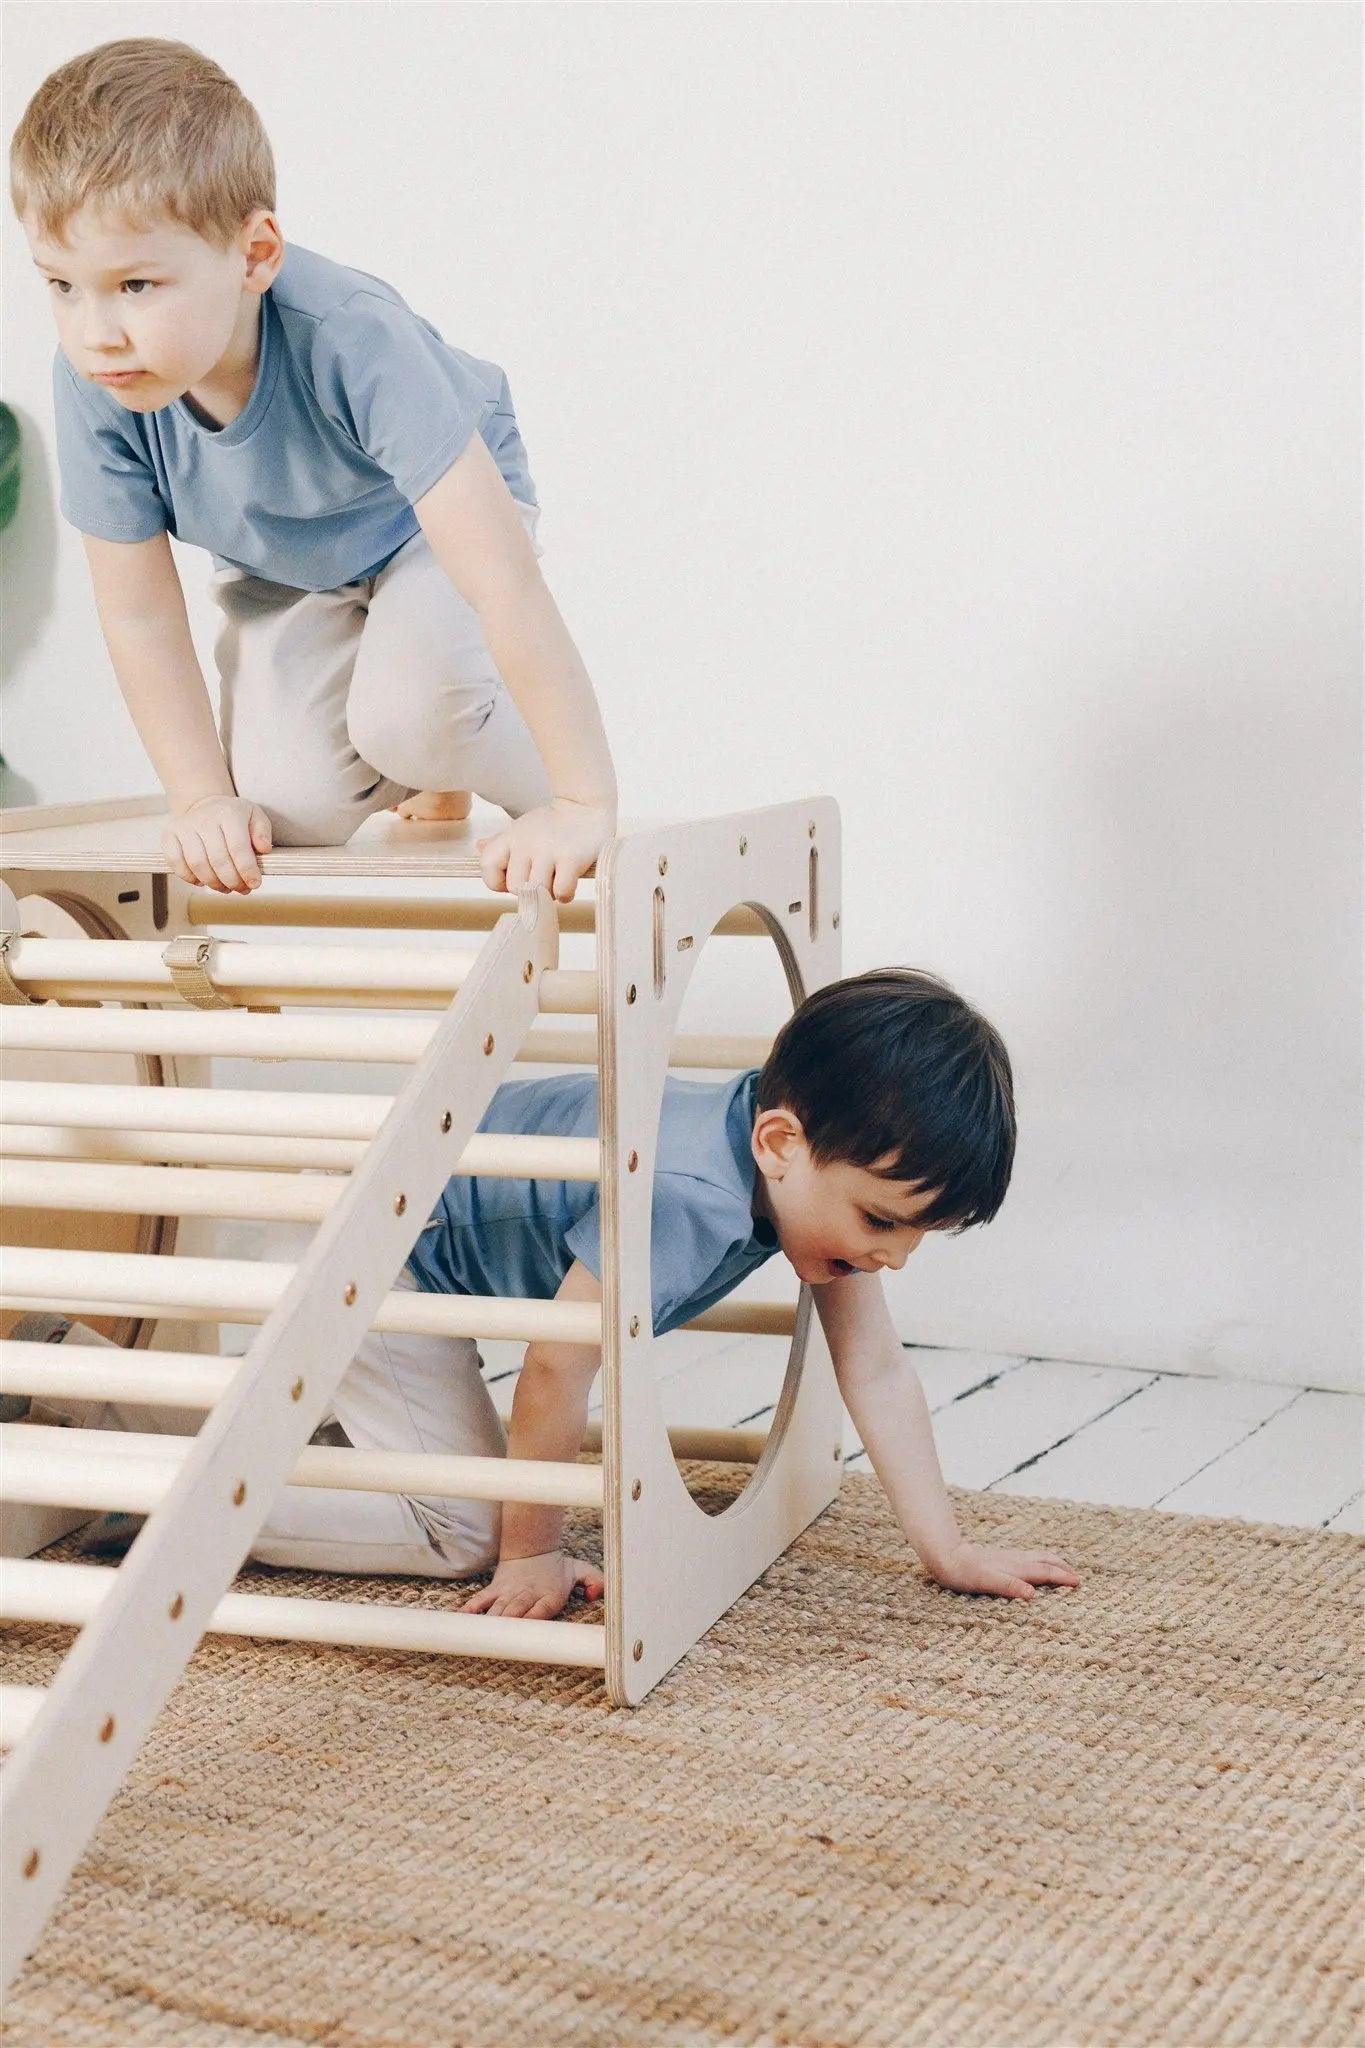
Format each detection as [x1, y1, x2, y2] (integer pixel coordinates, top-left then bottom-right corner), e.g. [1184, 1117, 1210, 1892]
[211, 503, 552, 846]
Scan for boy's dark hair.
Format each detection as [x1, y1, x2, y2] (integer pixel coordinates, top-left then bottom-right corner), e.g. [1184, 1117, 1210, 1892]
[755, 968, 1016, 1232]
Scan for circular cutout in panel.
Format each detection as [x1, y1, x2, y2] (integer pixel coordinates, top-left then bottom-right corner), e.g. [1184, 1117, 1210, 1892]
[651, 904, 806, 1519]
[0, 892, 176, 1350]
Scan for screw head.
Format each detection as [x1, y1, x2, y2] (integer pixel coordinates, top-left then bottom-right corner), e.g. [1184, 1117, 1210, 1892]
[440, 1110, 452, 1133]
[483, 1033, 495, 1055]
[632, 1639, 644, 1662]
[832, 913, 841, 930]
[523, 960, 534, 983]
[343, 1281, 358, 1306]
[99, 1715, 116, 1744]
[627, 1150, 638, 1172]
[232, 1481, 247, 1506]
[739, 836, 748, 855]
[657, 856, 668, 876]
[808, 821, 817, 838]
[393, 1193, 407, 1216]
[631, 1479, 642, 1501]
[626, 983, 637, 1005]
[629, 1315, 640, 1338]
[169, 1593, 185, 1621]
[290, 1377, 304, 1403]
[22, 1850, 39, 1880]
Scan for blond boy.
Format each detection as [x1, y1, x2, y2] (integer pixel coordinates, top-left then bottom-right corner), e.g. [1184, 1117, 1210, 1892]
[10, 37, 616, 900]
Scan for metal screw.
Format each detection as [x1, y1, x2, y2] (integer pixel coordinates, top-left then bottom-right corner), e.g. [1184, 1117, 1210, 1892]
[626, 983, 637, 1005]
[169, 1593, 185, 1621]
[627, 1150, 638, 1172]
[290, 1378, 305, 1403]
[22, 1850, 39, 1880]
[657, 856, 668, 877]
[629, 1316, 640, 1338]
[99, 1715, 116, 1744]
[632, 1639, 644, 1662]
[343, 1282, 357, 1306]
[232, 1481, 247, 1507]
[739, 836, 748, 855]
[440, 1111, 452, 1133]
[832, 913, 841, 930]
[808, 822, 817, 838]
[483, 1033, 495, 1055]
[393, 1193, 407, 1216]
[631, 1479, 642, 1501]
[523, 960, 534, 982]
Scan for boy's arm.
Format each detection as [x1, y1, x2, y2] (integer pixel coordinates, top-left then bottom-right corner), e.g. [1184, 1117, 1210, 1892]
[412, 435, 617, 904]
[81, 532, 272, 893]
[815, 1273, 1080, 1600]
[461, 1258, 605, 1621]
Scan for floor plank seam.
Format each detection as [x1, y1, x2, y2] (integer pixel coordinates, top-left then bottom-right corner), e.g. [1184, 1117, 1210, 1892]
[1149, 1385, 1306, 1508]
[984, 1375, 1156, 1490]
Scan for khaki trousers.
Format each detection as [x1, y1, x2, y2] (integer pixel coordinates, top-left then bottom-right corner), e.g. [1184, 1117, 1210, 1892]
[211, 503, 552, 845]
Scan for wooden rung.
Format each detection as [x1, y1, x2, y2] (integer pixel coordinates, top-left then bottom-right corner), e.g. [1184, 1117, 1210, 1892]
[0, 938, 597, 1016]
[0, 1008, 772, 1071]
[0, 1125, 369, 1172]
[579, 1418, 769, 1464]
[683, 1301, 798, 1338]
[0, 1423, 604, 1510]
[0, 1083, 599, 1180]
[188, 890, 767, 939]
[0, 1341, 232, 1409]
[0, 1684, 46, 1750]
[0, 1247, 602, 1346]
[1, 1149, 599, 1225]
[0, 1078, 390, 1141]
[0, 1559, 606, 1669]
[0, 1351, 774, 1468]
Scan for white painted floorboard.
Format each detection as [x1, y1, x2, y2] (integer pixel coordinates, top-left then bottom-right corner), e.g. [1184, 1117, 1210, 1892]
[1155, 1390, 1364, 1526]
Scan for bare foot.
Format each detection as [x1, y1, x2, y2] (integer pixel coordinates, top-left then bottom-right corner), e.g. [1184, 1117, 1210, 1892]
[390, 790, 473, 822]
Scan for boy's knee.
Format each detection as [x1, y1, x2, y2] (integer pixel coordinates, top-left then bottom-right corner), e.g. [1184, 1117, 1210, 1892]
[345, 682, 496, 790]
[419, 1495, 501, 1576]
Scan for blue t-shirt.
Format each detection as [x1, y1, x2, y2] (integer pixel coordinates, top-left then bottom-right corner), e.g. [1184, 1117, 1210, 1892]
[406, 1068, 781, 1338]
[52, 242, 537, 590]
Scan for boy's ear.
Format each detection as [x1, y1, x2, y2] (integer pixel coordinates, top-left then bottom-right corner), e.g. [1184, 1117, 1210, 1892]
[751, 1106, 805, 1179]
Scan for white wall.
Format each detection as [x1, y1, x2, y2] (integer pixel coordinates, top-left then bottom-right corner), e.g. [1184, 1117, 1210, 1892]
[2, 4, 1360, 1391]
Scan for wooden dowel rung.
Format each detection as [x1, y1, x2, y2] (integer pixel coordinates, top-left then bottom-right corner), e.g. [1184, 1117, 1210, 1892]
[1, 1145, 599, 1223]
[0, 1341, 233, 1409]
[577, 1418, 770, 1465]
[0, 1078, 390, 1141]
[0, 938, 599, 1017]
[1, 1423, 604, 1509]
[682, 1302, 798, 1338]
[0, 1248, 603, 1345]
[0, 1125, 368, 1172]
[0, 1009, 770, 1071]
[187, 890, 767, 939]
[0, 1559, 606, 1669]
[0, 1083, 599, 1179]
[0, 1683, 46, 1750]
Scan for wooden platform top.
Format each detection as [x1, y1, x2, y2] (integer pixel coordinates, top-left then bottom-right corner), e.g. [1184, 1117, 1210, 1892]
[0, 795, 628, 880]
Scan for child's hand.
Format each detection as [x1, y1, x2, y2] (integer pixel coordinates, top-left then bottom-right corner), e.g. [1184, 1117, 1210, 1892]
[476, 797, 615, 904]
[461, 1550, 604, 1621]
[929, 1540, 1080, 1601]
[163, 794, 273, 894]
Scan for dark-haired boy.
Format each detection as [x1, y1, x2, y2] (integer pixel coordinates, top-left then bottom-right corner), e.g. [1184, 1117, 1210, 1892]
[257, 967, 1079, 1615]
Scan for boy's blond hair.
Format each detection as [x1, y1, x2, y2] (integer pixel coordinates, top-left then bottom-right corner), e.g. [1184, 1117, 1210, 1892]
[9, 37, 275, 249]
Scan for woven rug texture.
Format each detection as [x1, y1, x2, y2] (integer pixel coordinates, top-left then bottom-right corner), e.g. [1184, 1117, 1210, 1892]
[0, 1469, 1361, 2048]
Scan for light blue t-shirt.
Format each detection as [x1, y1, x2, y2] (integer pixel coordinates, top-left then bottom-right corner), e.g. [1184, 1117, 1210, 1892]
[406, 1068, 781, 1338]
[51, 242, 537, 590]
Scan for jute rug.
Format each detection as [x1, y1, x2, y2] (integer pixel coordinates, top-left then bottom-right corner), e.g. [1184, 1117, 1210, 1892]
[1, 1471, 1361, 2048]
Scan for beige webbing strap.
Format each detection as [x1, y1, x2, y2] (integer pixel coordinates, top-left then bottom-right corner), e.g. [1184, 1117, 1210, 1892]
[161, 934, 278, 1015]
[0, 931, 45, 1006]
